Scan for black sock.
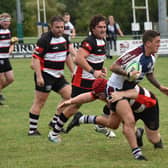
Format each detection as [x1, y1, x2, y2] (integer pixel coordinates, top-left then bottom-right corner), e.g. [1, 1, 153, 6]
[132, 147, 142, 159]
[79, 115, 97, 124]
[29, 112, 39, 133]
[52, 113, 68, 136]
[154, 139, 163, 148]
[52, 114, 59, 124]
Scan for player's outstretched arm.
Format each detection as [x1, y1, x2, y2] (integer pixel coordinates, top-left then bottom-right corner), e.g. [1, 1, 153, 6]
[58, 92, 95, 109]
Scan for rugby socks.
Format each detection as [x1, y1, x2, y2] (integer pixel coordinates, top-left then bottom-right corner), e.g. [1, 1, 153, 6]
[79, 115, 97, 124]
[132, 147, 143, 159]
[51, 114, 59, 124]
[52, 113, 68, 136]
[29, 112, 39, 134]
[154, 139, 163, 148]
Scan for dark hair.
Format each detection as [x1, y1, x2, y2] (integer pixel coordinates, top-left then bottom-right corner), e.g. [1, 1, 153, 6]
[50, 16, 64, 25]
[89, 15, 106, 33]
[64, 12, 70, 16]
[142, 30, 160, 44]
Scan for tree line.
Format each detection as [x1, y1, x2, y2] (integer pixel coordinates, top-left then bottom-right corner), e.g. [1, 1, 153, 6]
[0, 0, 160, 36]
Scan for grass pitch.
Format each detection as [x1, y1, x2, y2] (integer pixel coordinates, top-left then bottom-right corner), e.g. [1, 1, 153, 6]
[0, 57, 168, 168]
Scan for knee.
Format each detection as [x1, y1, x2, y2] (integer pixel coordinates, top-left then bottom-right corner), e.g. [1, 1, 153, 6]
[105, 119, 120, 130]
[124, 117, 135, 128]
[30, 103, 44, 114]
[31, 99, 46, 113]
[147, 131, 161, 144]
[110, 124, 119, 130]
[122, 119, 135, 134]
[7, 77, 14, 84]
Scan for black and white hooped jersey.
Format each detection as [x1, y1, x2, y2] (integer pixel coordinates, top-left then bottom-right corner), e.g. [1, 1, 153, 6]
[129, 85, 157, 113]
[0, 28, 11, 58]
[32, 31, 70, 78]
[72, 35, 106, 89]
[107, 45, 156, 90]
[64, 22, 74, 36]
[105, 84, 157, 113]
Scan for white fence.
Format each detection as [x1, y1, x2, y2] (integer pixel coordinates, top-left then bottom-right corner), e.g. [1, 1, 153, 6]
[11, 39, 168, 58]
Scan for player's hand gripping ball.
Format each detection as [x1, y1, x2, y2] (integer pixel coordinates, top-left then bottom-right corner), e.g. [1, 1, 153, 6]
[125, 61, 142, 81]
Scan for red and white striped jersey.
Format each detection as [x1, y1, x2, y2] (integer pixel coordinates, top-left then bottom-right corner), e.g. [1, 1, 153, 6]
[72, 35, 106, 89]
[130, 85, 157, 113]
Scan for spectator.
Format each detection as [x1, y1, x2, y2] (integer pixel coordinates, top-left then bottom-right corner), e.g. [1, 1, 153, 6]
[63, 12, 76, 40]
[106, 15, 124, 58]
[63, 12, 77, 60]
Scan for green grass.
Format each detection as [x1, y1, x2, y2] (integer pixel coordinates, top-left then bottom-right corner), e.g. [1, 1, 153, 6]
[0, 57, 168, 168]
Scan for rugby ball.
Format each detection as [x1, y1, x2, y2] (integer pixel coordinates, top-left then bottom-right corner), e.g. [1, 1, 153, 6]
[125, 61, 142, 81]
[125, 61, 141, 73]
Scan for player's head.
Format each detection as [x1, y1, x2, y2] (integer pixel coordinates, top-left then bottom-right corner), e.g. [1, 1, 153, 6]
[142, 30, 160, 54]
[0, 13, 11, 29]
[92, 78, 107, 100]
[89, 15, 106, 39]
[108, 15, 115, 24]
[50, 16, 64, 37]
[63, 12, 70, 23]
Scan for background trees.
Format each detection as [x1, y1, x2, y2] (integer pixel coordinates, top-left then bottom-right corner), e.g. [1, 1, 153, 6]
[0, 0, 161, 36]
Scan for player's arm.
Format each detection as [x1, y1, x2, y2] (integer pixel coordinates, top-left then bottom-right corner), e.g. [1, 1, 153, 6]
[109, 88, 138, 103]
[146, 72, 168, 95]
[109, 87, 157, 107]
[9, 37, 19, 54]
[31, 57, 44, 87]
[65, 54, 74, 74]
[31, 37, 46, 86]
[110, 62, 128, 77]
[71, 27, 76, 38]
[110, 61, 141, 80]
[9, 44, 14, 54]
[146, 72, 161, 89]
[75, 47, 106, 78]
[58, 92, 95, 109]
[75, 47, 93, 71]
[69, 43, 77, 58]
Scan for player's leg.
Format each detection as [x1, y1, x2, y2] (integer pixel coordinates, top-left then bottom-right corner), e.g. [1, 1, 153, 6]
[0, 73, 6, 104]
[28, 90, 49, 135]
[145, 126, 163, 148]
[115, 100, 147, 160]
[28, 72, 51, 136]
[3, 70, 14, 88]
[142, 101, 163, 148]
[48, 103, 81, 142]
[0, 58, 14, 104]
[49, 77, 71, 129]
[1, 58, 14, 89]
[66, 109, 120, 134]
[95, 105, 116, 138]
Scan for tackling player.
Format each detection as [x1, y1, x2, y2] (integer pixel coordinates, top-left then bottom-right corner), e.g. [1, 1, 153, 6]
[60, 78, 163, 160]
